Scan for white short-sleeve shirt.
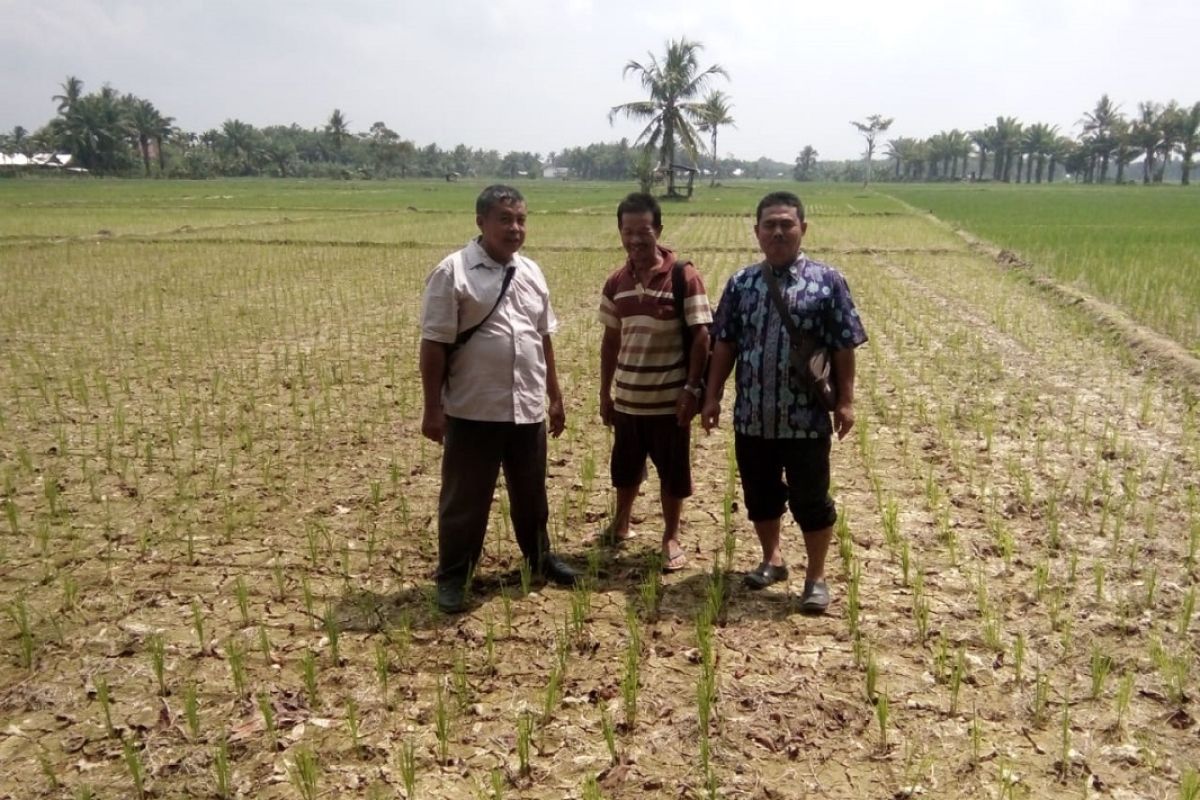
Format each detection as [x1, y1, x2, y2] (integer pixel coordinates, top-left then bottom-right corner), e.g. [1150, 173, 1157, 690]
[421, 238, 557, 424]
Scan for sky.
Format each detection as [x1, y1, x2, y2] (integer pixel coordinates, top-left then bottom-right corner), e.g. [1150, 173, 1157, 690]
[2, 0, 1197, 162]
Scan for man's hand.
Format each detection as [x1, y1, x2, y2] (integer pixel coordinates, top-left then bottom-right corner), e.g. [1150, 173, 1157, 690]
[421, 407, 446, 444]
[833, 401, 855, 440]
[599, 393, 614, 427]
[675, 392, 699, 427]
[700, 397, 721, 432]
[548, 397, 566, 438]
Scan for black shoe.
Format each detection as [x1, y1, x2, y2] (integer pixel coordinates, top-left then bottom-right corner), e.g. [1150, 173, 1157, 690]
[743, 561, 788, 590]
[436, 582, 467, 614]
[537, 554, 579, 586]
[799, 579, 831, 614]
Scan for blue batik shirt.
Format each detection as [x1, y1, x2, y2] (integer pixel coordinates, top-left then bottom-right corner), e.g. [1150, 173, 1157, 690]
[710, 253, 869, 439]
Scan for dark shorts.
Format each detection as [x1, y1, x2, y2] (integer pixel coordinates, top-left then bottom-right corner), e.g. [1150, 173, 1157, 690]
[734, 434, 837, 532]
[610, 412, 693, 498]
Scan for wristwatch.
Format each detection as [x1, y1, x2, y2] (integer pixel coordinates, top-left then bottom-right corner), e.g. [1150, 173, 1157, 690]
[683, 384, 702, 399]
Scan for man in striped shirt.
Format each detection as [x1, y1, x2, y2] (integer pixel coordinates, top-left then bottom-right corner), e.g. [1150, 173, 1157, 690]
[598, 193, 712, 571]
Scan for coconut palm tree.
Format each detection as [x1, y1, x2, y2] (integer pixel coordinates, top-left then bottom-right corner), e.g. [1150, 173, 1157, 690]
[1177, 102, 1200, 185]
[695, 90, 734, 187]
[52, 76, 84, 114]
[325, 108, 350, 161]
[1133, 101, 1163, 184]
[1081, 94, 1122, 183]
[850, 114, 893, 187]
[609, 38, 728, 196]
[1022, 123, 1058, 183]
[971, 126, 997, 180]
[993, 117, 1023, 182]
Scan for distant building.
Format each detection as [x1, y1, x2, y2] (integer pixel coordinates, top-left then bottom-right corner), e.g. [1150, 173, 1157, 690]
[543, 166, 569, 179]
[0, 153, 82, 171]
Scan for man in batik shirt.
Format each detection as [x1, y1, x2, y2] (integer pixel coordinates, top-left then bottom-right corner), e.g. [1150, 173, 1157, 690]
[701, 191, 868, 613]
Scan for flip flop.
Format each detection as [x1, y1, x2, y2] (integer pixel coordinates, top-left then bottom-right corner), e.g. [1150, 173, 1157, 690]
[588, 526, 638, 547]
[661, 549, 687, 573]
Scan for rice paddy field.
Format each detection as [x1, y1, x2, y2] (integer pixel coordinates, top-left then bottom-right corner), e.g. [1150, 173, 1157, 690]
[0, 178, 1198, 799]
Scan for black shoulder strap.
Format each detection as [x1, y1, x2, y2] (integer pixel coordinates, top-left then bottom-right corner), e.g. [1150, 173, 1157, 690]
[760, 262, 816, 353]
[455, 265, 515, 347]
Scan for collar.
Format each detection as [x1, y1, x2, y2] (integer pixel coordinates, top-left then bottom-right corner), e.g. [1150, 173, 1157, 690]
[467, 236, 518, 270]
[625, 245, 676, 280]
[764, 251, 806, 279]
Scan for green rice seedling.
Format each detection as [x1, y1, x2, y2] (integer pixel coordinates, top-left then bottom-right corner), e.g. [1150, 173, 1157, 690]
[949, 648, 965, 716]
[3, 497, 17, 536]
[865, 648, 878, 703]
[836, 514, 854, 574]
[542, 663, 563, 724]
[346, 696, 363, 757]
[399, 739, 417, 798]
[148, 634, 167, 696]
[37, 749, 59, 791]
[700, 734, 718, 800]
[272, 560, 286, 601]
[484, 617, 497, 673]
[289, 746, 319, 800]
[516, 712, 532, 776]
[570, 582, 591, 640]
[501, 590, 514, 637]
[95, 675, 116, 738]
[982, 609, 1003, 653]
[1094, 563, 1105, 602]
[1033, 560, 1049, 601]
[60, 571, 79, 613]
[300, 575, 316, 626]
[183, 682, 200, 739]
[638, 555, 662, 618]
[374, 640, 391, 707]
[1145, 566, 1158, 608]
[912, 595, 930, 643]
[301, 650, 319, 708]
[1115, 671, 1134, 729]
[1179, 586, 1196, 638]
[881, 497, 899, 551]
[323, 606, 342, 665]
[1032, 664, 1050, 726]
[581, 773, 603, 800]
[519, 559, 532, 596]
[257, 624, 272, 665]
[255, 690, 278, 750]
[1089, 647, 1112, 699]
[1180, 768, 1199, 800]
[191, 599, 206, 653]
[234, 577, 250, 628]
[121, 737, 146, 799]
[225, 637, 247, 698]
[213, 737, 231, 799]
[875, 690, 890, 751]
[43, 471, 60, 517]
[452, 650, 471, 712]
[434, 682, 450, 764]
[900, 540, 911, 587]
[621, 637, 640, 728]
[1057, 702, 1072, 781]
[600, 706, 616, 765]
[489, 768, 505, 800]
[8, 595, 34, 669]
[970, 704, 983, 764]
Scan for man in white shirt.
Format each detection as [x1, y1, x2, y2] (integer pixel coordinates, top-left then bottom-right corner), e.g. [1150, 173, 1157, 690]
[419, 185, 577, 613]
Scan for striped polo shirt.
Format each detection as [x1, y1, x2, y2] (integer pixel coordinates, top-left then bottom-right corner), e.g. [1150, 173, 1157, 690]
[598, 247, 712, 415]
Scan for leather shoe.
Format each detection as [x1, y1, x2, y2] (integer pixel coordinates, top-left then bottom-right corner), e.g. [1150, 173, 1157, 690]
[743, 561, 788, 590]
[537, 554, 579, 586]
[799, 579, 830, 614]
[436, 582, 467, 614]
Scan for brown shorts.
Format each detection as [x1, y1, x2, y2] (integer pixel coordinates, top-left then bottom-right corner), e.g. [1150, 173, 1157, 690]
[610, 412, 693, 498]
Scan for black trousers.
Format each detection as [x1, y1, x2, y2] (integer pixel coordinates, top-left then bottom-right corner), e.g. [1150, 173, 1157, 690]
[437, 417, 551, 584]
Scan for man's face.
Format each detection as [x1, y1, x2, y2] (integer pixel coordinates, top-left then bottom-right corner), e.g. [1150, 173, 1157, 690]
[477, 199, 527, 263]
[618, 211, 662, 265]
[754, 204, 807, 265]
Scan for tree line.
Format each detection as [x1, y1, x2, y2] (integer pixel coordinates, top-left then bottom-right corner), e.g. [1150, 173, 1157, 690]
[806, 95, 1199, 186]
[0, 72, 776, 182]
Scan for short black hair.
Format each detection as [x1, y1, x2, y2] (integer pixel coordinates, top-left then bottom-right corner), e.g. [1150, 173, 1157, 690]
[755, 191, 805, 223]
[616, 192, 662, 229]
[476, 184, 525, 216]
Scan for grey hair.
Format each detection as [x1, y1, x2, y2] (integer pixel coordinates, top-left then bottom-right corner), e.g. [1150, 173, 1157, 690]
[476, 184, 525, 216]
